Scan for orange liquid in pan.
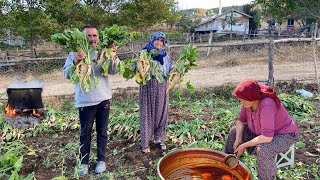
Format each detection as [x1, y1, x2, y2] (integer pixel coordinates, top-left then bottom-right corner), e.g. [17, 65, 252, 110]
[169, 166, 239, 180]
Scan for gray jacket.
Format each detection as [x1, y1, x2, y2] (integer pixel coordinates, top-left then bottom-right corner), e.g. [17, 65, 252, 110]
[63, 51, 118, 107]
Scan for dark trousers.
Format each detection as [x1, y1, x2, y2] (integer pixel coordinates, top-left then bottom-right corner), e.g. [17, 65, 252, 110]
[79, 100, 110, 164]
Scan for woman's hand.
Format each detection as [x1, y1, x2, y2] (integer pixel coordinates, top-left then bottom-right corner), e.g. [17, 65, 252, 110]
[233, 139, 242, 151]
[234, 143, 247, 157]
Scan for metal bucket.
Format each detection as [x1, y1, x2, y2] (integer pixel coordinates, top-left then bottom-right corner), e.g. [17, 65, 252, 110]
[157, 148, 252, 180]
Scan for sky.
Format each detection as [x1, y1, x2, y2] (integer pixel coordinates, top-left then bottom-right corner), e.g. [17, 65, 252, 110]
[177, 0, 254, 9]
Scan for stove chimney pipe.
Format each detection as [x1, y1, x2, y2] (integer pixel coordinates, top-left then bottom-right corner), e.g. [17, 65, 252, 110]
[219, 0, 222, 14]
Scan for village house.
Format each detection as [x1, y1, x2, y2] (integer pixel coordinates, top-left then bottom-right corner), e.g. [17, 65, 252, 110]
[259, 18, 310, 36]
[193, 10, 253, 35]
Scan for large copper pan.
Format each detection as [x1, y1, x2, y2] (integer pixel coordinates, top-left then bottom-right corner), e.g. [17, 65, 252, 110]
[157, 148, 252, 180]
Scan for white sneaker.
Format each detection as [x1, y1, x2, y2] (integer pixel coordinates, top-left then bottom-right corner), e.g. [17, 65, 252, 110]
[78, 164, 89, 177]
[95, 161, 106, 173]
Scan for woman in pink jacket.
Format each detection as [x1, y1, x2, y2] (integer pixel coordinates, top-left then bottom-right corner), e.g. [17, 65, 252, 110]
[224, 80, 300, 180]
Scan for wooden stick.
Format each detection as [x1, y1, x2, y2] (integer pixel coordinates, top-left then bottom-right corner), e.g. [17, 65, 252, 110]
[312, 40, 319, 86]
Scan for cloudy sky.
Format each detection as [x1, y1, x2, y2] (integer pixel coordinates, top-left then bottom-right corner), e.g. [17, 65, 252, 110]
[176, 0, 254, 9]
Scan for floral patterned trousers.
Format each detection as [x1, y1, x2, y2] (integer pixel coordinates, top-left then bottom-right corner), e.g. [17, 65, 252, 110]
[224, 125, 299, 180]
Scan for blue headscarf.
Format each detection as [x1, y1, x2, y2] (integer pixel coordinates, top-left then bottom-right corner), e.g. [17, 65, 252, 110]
[144, 31, 167, 65]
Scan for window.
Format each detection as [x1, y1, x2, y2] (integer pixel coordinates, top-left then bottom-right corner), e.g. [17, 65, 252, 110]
[287, 19, 294, 26]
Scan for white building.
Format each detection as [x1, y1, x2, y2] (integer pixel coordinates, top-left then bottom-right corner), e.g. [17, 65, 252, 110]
[193, 10, 252, 35]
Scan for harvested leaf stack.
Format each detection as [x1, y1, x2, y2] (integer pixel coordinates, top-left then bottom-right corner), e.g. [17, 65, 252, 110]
[51, 25, 131, 92]
[97, 25, 130, 76]
[118, 50, 163, 86]
[51, 28, 96, 93]
[135, 50, 151, 85]
[167, 45, 199, 93]
[119, 45, 198, 88]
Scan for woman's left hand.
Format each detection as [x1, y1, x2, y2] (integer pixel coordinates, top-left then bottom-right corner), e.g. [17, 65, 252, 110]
[234, 143, 247, 157]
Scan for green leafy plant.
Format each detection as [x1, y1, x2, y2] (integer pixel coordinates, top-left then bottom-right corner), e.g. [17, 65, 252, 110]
[1, 85, 318, 179]
[279, 94, 316, 120]
[276, 167, 307, 179]
[8, 171, 36, 180]
[0, 150, 23, 175]
[130, 31, 143, 40]
[118, 59, 137, 80]
[97, 25, 130, 77]
[118, 50, 163, 86]
[167, 45, 199, 93]
[186, 81, 195, 94]
[108, 113, 140, 141]
[51, 28, 96, 93]
[98, 25, 130, 48]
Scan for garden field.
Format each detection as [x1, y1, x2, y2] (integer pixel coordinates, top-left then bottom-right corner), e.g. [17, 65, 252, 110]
[0, 82, 319, 180]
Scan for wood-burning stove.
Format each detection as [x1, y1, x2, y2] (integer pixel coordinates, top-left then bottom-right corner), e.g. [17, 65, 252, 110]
[4, 78, 46, 128]
[7, 88, 44, 109]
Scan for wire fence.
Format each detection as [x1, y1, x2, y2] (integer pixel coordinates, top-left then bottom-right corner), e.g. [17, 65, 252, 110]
[0, 37, 319, 97]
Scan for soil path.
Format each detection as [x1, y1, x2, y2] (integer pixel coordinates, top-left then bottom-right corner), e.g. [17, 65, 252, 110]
[0, 58, 318, 97]
[42, 60, 318, 96]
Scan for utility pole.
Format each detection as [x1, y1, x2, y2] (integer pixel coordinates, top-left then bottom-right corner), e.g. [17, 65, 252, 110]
[219, 0, 222, 14]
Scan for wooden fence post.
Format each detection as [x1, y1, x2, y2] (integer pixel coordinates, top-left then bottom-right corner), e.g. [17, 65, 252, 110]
[192, 33, 195, 44]
[314, 23, 318, 38]
[131, 42, 135, 58]
[131, 42, 134, 51]
[268, 36, 274, 86]
[267, 19, 274, 86]
[6, 51, 10, 60]
[33, 48, 37, 58]
[207, 31, 213, 56]
[312, 39, 319, 86]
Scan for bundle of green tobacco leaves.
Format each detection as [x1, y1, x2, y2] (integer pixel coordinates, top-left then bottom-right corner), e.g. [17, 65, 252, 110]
[167, 45, 199, 93]
[97, 25, 130, 76]
[118, 50, 163, 86]
[51, 28, 97, 93]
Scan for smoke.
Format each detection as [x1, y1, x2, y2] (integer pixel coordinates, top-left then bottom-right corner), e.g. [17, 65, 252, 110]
[7, 78, 44, 89]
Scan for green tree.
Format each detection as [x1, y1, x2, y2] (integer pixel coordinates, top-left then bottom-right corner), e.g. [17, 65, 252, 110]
[1, 0, 59, 55]
[255, 0, 320, 35]
[208, 9, 215, 15]
[242, 4, 262, 32]
[165, 4, 181, 29]
[41, 0, 83, 30]
[176, 13, 200, 32]
[0, 0, 9, 39]
[78, 0, 128, 28]
[193, 8, 207, 17]
[42, 0, 121, 30]
[119, 0, 175, 30]
[221, 11, 238, 31]
[299, 0, 320, 19]
[254, 0, 320, 19]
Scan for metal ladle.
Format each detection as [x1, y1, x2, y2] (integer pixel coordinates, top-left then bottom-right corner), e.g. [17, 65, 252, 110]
[224, 154, 239, 169]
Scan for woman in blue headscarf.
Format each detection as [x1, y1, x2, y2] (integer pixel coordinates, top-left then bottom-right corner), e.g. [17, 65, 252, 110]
[140, 31, 172, 153]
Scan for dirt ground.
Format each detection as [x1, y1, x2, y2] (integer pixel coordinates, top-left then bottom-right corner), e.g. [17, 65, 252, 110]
[36, 58, 320, 97]
[2, 49, 320, 179]
[15, 87, 320, 180]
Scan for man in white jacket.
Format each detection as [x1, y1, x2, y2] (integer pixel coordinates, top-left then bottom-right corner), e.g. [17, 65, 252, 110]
[63, 25, 118, 176]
